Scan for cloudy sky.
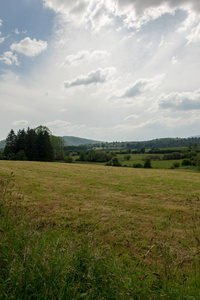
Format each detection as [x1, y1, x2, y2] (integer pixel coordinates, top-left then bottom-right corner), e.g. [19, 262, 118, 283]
[0, 0, 200, 142]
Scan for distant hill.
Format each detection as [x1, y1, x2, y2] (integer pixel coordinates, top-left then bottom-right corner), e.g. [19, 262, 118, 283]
[1, 134, 200, 150]
[60, 136, 103, 146]
[189, 135, 200, 138]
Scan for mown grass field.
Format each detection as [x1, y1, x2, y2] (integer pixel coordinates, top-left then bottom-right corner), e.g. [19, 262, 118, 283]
[1, 160, 200, 299]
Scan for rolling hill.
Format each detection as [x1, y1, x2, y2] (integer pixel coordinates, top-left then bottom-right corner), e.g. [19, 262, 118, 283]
[60, 136, 103, 146]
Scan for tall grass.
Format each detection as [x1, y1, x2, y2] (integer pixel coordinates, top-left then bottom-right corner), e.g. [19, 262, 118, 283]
[1, 169, 200, 299]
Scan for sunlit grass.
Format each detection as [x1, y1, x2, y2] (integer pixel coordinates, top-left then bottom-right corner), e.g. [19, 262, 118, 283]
[0, 160, 200, 298]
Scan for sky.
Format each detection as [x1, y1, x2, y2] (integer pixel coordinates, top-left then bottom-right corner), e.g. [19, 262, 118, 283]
[0, 0, 200, 142]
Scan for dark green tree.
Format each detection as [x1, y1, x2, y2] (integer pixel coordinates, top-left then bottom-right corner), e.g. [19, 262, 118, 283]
[16, 129, 27, 154]
[26, 128, 38, 161]
[143, 157, 152, 168]
[36, 130, 54, 162]
[79, 151, 87, 161]
[87, 149, 96, 162]
[107, 157, 121, 167]
[4, 129, 17, 159]
[50, 136, 64, 161]
[140, 147, 145, 154]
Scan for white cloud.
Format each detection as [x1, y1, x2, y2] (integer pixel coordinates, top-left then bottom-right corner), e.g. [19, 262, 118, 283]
[87, 1, 115, 31]
[116, 0, 200, 14]
[42, 0, 200, 33]
[122, 5, 175, 30]
[10, 37, 47, 57]
[0, 51, 19, 66]
[11, 120, 30, 126]
[64, 67, 115, 88]
[171, 56, 178, 64]
[186, 23, 200, 43]
[43, 0, 89, 25]
[0, 19, 2, 27]
[63, 50, 109, 66]
[124, 114, 139, 121]
[158, 89, 200, 110]
[14, 28, 20, 35]
[116, 74, 165, 98]
[0, 37, 5, 44]
[44, 119, 103, 138]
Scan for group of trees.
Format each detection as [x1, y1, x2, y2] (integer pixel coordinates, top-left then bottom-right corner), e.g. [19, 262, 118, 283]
[2, 126, 64, 162]
[78, 149, 112, 163]
[91, 137, 200, 151]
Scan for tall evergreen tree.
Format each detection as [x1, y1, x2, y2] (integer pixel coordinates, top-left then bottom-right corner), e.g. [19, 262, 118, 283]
[16, 129, 27, 154]
[36, 130, 54, 162]
[4, 129, 17, 159]
[26, 128, 38, 161]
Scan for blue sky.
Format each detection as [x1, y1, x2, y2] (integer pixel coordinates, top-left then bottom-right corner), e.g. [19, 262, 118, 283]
[0, 0, 200, 141]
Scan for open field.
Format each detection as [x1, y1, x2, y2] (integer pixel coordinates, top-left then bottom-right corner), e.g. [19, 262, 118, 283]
[1, 160, 200, 298]
[72, 153, 193, 169]
[117, 153, 183, 168]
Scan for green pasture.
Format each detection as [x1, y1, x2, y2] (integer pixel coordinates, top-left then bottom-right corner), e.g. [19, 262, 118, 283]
[1, 160, 200, 299]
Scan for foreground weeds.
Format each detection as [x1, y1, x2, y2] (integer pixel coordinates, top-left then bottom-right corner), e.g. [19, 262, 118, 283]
[0, 167, 200, 298]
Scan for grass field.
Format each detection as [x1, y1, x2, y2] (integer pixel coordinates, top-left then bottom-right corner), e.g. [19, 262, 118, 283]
[72, 153, 190, 169]
[1, 160, 200, 299]
[117, 153, 183, 168]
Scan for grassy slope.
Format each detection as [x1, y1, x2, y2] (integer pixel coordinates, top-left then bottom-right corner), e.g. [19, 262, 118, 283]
[0, 161, 200, 255]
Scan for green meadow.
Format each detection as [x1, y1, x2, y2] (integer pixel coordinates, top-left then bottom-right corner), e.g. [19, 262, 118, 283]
[116, 153, 182, 168]
[1, 160, 200, 299]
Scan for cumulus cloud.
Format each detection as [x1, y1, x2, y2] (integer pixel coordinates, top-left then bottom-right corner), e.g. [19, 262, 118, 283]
[43, 0, 200, 32]
[63, 50, 109, 66]
[10, 37, 47, 57]
[117, 74, 165, 98]
[116, 0, 200, 14]
[158, 89, 200, 110]
[0, 51, 19, 66]
[64, 67, 115, 88]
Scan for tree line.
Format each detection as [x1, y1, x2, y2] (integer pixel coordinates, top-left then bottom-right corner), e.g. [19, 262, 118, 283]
[91, 137, 200, 151]
[2, 126, 64, 162]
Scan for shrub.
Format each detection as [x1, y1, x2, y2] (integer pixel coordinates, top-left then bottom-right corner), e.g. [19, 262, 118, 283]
[182, 158, 191, 166]
[194, 153, 200, 169]
[173, 162, 180, 168]
[133, 163, 143, 168]
[64, 156, 73, 163]
[110, 152, 117, 157]
[106, 157, 121, 167]
[143, 157, 152, 168]
[0, 152, 6, 160]
[124, 154, 131, 161]
[15, 150, 27, 161]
